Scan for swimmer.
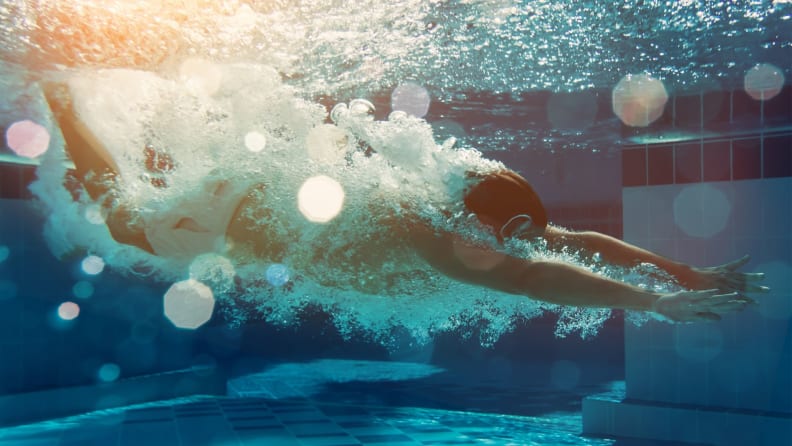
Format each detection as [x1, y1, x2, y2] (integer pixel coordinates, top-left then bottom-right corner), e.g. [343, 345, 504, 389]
[41, 78, 767, 324]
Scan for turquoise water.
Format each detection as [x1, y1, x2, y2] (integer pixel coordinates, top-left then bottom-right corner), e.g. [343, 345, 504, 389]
[0, 1, 790, 445]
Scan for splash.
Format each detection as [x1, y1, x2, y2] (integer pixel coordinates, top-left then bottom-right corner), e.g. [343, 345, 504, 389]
[23, 64, 671, 346]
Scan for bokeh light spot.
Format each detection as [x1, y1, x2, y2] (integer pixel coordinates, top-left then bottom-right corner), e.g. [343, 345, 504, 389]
[81, 255, 106, 275]
[673, 184, 731, 238]
[179, 58, 223, 97]
[266, 263, 290, 287]
[72, 280, 95, 299]
[0, 245, 9, 263]
[612, 74, 668, 127]
[391, 82, 431, 118]
[306, 124, 349, 164]
[98, 363, 121, 382]
[0, 280, 18, 301]
[744, 63, 784, 100]
[5, 120, 50, 158]
[163, 279, 215, 330]
[84, 204, 107, 225]
[297, 175, 345, 223]
[244, 131, 267, 153]
[547, 91, 598, 131]
[58, 301, 80, 321]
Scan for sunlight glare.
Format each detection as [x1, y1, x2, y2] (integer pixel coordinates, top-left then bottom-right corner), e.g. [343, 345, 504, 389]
[163, 279, 215, 330]
[612, 74, 668, 127]
[5, 120, 50, 158]
[744, 63, 784, 100]
[297, 175, 345, 223]
[391, 83, 431, 118]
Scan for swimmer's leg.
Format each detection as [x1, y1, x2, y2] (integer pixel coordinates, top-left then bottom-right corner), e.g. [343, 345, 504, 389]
[43, 82, 155, 254]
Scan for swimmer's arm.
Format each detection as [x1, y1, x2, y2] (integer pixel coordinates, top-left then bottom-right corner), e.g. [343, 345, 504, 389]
[408, 225, 659, 311]
[542, 225, 696, 287]
[44, 83, 155, 254]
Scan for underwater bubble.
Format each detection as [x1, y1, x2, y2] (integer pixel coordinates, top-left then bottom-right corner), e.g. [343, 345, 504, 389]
[612, 74, 668, 127]
[5, 120, 50, 158]
[388, 110, 409, 121]
[673, 184, 731, 238]
[330, 103, 349, 123]
[81, 255, 105, 275]
[58, 301, 80, 321]
[547, 91, 598, 131]
[98, 363, 121, 382]
[674, 323, 724, 362]
[391, 82, 431, 118]
[305, 124, 349, 164]
[551, 360, 581, 390]
[298, 175, 345, 223]
[0, 280, 18, 301]
[179, 58, 223, 97]
[0, 245, 9, 263]
[349, 98, 375, 116]
[72, 281, 94, 299]
[244, 131, 267, 153]
[163, 279, 215, 330]
[84, 204, 106, 225]
[266, 263, 290, 287]
[189, 253, 236, 295]
[744, 63, 784, 100]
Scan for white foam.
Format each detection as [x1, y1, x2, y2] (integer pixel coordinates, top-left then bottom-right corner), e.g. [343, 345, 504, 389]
[28, 64, 684, 346]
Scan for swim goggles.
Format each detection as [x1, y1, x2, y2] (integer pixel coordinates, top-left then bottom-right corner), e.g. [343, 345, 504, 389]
[500, 214, 534, 240]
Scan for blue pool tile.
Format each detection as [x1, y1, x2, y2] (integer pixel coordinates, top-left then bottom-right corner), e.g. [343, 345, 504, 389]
[732, 138, 762, 180]
[703, 140, 731, 182]
[354, 434, 415, 444]
[120, 419, 179, 446]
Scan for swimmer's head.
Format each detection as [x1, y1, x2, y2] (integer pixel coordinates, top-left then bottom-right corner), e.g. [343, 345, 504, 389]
[464, 170, 548, 242]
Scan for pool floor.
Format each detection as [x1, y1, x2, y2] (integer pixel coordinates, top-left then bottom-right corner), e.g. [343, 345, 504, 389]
[0, 367, 697, 446]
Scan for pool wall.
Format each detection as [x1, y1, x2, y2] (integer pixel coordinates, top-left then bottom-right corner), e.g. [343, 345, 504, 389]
[584, 85, 792, 445]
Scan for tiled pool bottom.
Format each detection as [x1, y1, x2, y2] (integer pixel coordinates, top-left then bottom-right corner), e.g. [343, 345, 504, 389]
[0, 394, 617, 446]
[0, 372, 698, 446]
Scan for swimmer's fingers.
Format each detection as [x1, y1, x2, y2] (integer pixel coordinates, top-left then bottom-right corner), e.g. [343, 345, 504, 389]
[722, 254, 751, 271]
[712, 271, 769, 293]
[653, 289, 755, 323]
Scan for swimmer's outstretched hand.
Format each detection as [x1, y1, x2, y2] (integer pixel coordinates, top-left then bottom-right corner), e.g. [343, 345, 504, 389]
[682, 255, 769, 294]
[652, 289, 756, 323]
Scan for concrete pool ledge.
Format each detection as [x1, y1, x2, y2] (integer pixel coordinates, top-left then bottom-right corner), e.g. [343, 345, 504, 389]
[582, 390, 792, 446]
[0, 366, 226, 428]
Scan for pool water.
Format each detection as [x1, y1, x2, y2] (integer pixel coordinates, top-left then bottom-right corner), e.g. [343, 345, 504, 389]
[1, 1, 791, 445]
